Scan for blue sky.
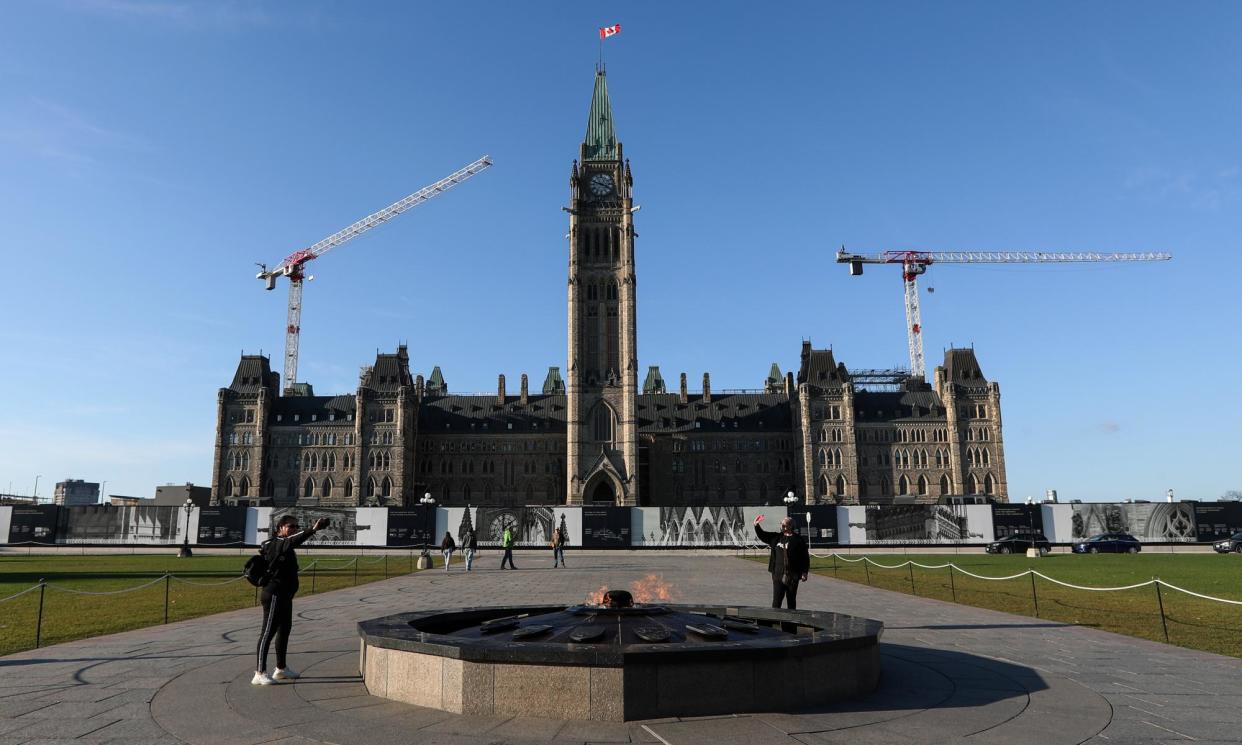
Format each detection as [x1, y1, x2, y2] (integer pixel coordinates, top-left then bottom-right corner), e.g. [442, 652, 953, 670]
[0, 1, 1237, 502]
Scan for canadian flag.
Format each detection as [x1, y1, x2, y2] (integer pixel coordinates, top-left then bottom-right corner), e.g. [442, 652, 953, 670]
[599, 24, 621, 39]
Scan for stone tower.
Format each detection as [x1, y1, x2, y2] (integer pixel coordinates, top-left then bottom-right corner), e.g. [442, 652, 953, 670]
[566, 68, 639, 506]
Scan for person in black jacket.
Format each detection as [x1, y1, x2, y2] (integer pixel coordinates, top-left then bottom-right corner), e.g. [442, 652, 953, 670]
[753, 514, 810, 609]
[441, 532, 456, 571]
[253, 515, 329, 685]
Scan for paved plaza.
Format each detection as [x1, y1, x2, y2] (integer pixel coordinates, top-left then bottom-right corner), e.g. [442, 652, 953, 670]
[1, 552, 1240, 744]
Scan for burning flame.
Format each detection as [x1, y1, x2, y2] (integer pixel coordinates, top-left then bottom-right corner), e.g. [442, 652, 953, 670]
[630, 574, 674, 604]
[585, 575, 677, 606]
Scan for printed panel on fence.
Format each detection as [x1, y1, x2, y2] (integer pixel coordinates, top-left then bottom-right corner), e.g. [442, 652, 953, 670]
[786, 506, 838, 546]
[0, 506, 10, 542]
[861, 504, 975, 544]
[56, 505, 185, 544]
[991, 504, 1044, 538]
[385, 506, 435, 547]
[196, 507, 248, 545]
[6, 505, 58, 544]
[1068, 502, 1197, 542]
[631, 506, 767, 547]
[269, 506, 360, 546]
[1191, 502, 1242, 541]
[469, 507, 561, 547]
[581, 506, 631, 547]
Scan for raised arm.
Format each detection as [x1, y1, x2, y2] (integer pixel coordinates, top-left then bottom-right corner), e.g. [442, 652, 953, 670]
[753, 514, 778, 547]
[287, 517, 330, 549]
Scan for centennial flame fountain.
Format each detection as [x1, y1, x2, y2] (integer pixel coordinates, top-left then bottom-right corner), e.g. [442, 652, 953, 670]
[357, 581, 882, 721]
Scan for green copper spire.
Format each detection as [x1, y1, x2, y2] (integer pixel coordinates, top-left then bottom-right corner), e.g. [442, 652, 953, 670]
[583, 69, 618, 161]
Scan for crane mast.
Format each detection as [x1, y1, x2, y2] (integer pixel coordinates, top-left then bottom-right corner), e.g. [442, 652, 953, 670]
[257, 156, 492, 394]
[836, 248, 1172, 380]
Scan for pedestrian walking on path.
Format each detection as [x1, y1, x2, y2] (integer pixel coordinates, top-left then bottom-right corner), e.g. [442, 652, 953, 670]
[464, 529, 477, 571]
[441, 532, 456, 571]
[753, 513, 809, 610]
[551, 526, 568, 567]
[253, 515, 330, 685]
[500, 526, 517, 569]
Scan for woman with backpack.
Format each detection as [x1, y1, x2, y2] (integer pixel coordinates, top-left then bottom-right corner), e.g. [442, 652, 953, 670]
[441, 531, 456, 571]
[252, 515, 329, 685]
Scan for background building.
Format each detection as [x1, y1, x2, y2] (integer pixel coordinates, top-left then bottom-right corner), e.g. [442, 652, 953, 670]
[54, 479, 99, 506]
[154, 483, 211, 508]
[212, 70, 1008, 509]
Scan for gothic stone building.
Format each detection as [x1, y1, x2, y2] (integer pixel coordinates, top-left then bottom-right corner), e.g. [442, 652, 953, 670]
[211, 70, 1009, 508]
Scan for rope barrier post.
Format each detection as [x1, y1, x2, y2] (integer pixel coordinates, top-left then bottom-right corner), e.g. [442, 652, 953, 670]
[863, 559, 871, 586]
[1029, 571, 1040, 618]
[311, 561, 317, 594]
[35, 580, 46, 649]
[384, 554, 388, 579]
[832, 553, 838, 575]
[353, 557, 359, 586]
[163, 574, 171, 625]
[1154, 577, 1170, 643]
[948, 564, 957, 603]
[909, 563, 919, 595]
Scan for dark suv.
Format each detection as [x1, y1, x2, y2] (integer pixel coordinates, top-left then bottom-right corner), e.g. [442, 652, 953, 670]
[1212, 532, 1242, 553]
[1072, 533, 1142, 554]
[985, 533, 1051, 555]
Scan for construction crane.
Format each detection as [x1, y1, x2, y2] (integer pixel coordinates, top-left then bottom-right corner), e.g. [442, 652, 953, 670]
[257, 156, 493, 394]
[835, 248, 1172, 380]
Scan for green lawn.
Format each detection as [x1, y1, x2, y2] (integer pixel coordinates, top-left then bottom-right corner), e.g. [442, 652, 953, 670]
[0, 551, 431, 656]
[790, 552, 1242, 658]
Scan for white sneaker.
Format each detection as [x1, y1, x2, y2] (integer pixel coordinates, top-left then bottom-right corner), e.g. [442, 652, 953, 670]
[272, 667, 299, 680]
[251, 671, 277, 685]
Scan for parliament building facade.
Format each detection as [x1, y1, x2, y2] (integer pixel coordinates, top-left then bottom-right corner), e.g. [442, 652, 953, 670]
[211, 70, 1009, 509]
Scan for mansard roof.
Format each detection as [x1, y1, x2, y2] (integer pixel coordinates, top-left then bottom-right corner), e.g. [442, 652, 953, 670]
[228, 355, 278, 394]
[942, 348, 990, 391]
[583, 69, 618, 161]
[636, 393, 792, 434]
[362, 346, 412, 391]
[796, 341, 846, 390]
[269, 394, 356, 423]
[854, 390, 946, 422]
[418, 394, 567, 433]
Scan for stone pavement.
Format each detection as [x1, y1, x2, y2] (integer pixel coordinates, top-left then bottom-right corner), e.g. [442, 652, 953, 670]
[1, 551, 1240, 745]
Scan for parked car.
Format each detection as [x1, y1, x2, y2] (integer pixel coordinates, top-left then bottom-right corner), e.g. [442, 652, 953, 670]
[1072, 533, 1142, 554]
[1212, 532, 1242, 553]
[985, 533, 1051, 555]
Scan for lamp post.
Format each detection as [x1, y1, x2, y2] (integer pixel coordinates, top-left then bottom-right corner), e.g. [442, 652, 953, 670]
[178, 498, 194, 558]
[33, 475, 41, 504]
[417, 493, 436, 569]
[783, 490, 797, 508]
[1024, 495, 1039, 558]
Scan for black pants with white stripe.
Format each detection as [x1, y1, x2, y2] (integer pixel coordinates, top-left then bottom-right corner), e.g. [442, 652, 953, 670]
[256, 590, 293, 673]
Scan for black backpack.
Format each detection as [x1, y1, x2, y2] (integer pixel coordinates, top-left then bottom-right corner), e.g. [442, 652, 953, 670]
[243, 540, 281, 587]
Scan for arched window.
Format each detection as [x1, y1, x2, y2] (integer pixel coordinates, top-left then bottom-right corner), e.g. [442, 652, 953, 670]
[940, 474, 952, 494]
[818, 450, 827, 466]
[818, 475, 829, 497]
[917, 475, 928, 496]
[593, 404, 615, 443]
[833, 449, 843, 468]
[328, 452, 336, 470]
[321, 478, 332, 499]
[238, 477, 250, 497]
[223, 477, 234, 497]
[344, 478, 353, 499]
[968, 473, 980, 494]
[462, 483, 471, 501]
[303, 478, 314, 499]
[242, 452, 250, 470]
[983, 473, 994, 495]
[881, 476, 891, 497]
[381, 476, 392, 498]
[265, 479, 274, 497]
[835, 475, 846, 497]
[858, 479, 868, 498]
[286, 479, 297, 499]
[898, 475, 909, 495]
[981, 448, 990, 466]
[367, 477, 377, 498]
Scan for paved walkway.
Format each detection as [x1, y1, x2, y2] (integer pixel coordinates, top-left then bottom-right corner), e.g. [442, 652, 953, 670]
[1, 552, 1240, 745]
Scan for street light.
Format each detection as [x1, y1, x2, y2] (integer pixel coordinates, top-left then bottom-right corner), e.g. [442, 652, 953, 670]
[178, 498, 194, 558]
[783, 490, 797, 507]
[33, 475, 41, 503]
[417, 493, 436, 569]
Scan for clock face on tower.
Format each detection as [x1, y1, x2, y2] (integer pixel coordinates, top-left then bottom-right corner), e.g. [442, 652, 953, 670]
[588, 172, 614, 197]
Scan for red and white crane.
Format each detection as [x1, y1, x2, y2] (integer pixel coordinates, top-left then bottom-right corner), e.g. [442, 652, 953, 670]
[257, 156, 493, 394]
[835, 248, 1172, 379]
